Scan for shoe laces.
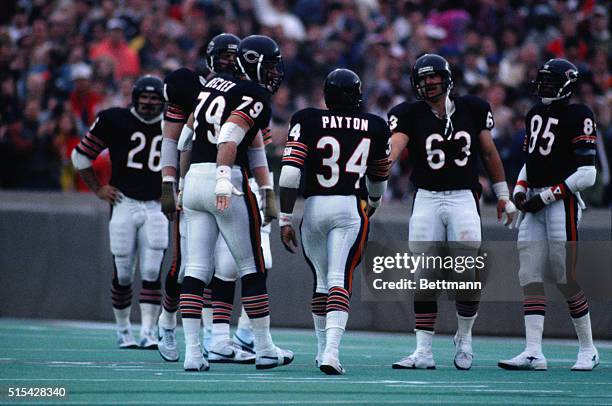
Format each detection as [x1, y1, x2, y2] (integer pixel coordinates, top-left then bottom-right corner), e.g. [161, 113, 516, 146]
[163, 329, 176, 346]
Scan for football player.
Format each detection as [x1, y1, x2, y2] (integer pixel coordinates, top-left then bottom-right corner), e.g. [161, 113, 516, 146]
[157, 33, 256, 364]
[279, 69, 391, 374]
[72, 75, 167, 349]
[387, 54, 515, 370]
[160, 34, 291, 372]
[498, 59, 599, 371]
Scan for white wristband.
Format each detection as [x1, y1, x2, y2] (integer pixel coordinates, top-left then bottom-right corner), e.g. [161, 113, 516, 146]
[162, 175, 176, 183]
[540, 188, 556, 205]
[492, 181, 510, 201]
[216, 165, 232, 180]
[279, 212, 293, 227]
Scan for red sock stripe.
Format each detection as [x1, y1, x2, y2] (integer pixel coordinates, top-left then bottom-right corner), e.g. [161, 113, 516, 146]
[415, 313, 437, 330]
[212, 301, 233, 322]
[202, 288, 212, 301]
[311, 295, 327, 316]
[242, 295, 269, 319]
[327, 287, 350, 313]
[180, 293, 204, 319]
[524, 295, 547, 316]
[163, 296, 180, 313]
[139, 289, 162, 304]
[567, 290, 589, 318]
[111, 285, 132, 309]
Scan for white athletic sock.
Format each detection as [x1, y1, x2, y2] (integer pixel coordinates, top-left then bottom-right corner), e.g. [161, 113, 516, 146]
[250, 316, 274, 352]
[202, 307, 213, 331]
[571, 313, 594, 351]
[415, 329, 434, 353]
[325, 311, 348, 359]
[456, 313, 477, 342]
[237, 306, 251, 331]
[312, 314, 326, 358]
[139, 303, 159, 334]
[183, 318, 202, 356]
[158, 308, 177, 330]
[212, 323, 230, 348]
[525, 314, 545, 355]
[113, 306, 131, 330]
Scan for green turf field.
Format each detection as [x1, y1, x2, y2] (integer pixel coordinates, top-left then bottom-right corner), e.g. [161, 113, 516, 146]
[0, 319, 610, 405]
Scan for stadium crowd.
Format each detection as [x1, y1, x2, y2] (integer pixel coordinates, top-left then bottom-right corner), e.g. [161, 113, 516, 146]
[0, 0, 610, 205]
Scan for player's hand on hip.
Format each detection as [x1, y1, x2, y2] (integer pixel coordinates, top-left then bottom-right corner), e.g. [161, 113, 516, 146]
[281, 225, 298, 253]
[512, 192, 527, 212]
[259, 185, 279, 226]
[522, 194, 546, 213]
[96, 185, 122, 205]
[161, 179, 177, 221]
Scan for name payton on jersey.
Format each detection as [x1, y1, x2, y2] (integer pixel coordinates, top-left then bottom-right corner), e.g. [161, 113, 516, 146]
[321, 115, 369, 131]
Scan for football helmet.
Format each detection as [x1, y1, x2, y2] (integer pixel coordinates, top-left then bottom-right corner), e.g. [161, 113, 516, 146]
[206, 33, 241, 75]
[530, 58, 578, 103]
[132, 75, 164, 120]
[237, 35, 284, 94]
[324, 68, 362, 111]
[411, 53, 453, 101]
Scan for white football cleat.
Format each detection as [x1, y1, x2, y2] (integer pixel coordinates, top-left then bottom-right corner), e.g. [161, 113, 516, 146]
[158, 327, 179, 362]
[116, 329, 138, 349]
[453, 334, 473, 370]
[498, 351, 547, 370]
[184, 352, 209, 372]
[319, 353, 345, 375]
[392, 351, 436, 369]
[255, 346, 294, 370]
[233, 329, 255, 354]
[208, 340, 255, 364]
[139, 329, 158, 349]
[571, 348, 599, 371]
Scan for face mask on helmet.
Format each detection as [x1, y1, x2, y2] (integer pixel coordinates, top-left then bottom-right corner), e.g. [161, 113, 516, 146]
[413, 71, 451, 101]
[530, 68, 577, 103]
[135, 92, 163, 120]
[260, 59, 284, 94]
[208, 49, 238, 75]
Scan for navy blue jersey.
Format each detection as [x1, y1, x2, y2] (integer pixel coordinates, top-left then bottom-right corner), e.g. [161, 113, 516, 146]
[190, 74, 272, 168]
[75, 108, 162, 201]
[524, 102, 597, 187]
[163, 68, 206, 123]
[282, 108, 391, 198]
[388, 95, 494, 192]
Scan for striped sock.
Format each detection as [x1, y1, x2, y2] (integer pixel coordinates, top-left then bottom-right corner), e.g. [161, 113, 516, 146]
[242, 294, 270, 319]
[567, 290, 589, 319]
[311, 292, 328, 316]
[414, 301, 437, 332]
[111, 280, 132, 311]
[180, 277, 205, 320]
[327, 287, 350, 313]
[524, 295, 547, 316]
[140, 280, 162, 306]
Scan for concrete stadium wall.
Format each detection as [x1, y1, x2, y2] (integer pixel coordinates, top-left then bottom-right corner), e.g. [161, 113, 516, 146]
[1, 191, 610, 338]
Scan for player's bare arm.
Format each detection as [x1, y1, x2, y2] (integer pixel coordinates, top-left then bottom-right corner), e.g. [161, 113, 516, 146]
[478, 129, 516, 225]
[215, 113, 251, 211]
[74, 162, 121, 204]
[175, 114, 195, 210]
[249, 132, 278, 225]
[389, 131, 409, 165]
